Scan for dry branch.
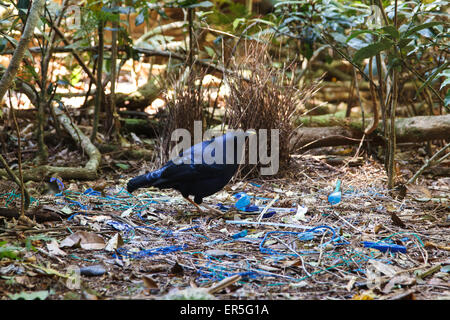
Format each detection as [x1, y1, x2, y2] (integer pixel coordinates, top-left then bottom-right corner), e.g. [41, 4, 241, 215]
[0, 0, 44, 100]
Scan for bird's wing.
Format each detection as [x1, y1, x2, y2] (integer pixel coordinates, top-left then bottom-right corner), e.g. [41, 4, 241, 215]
[159, 161, 228, 183]
[154, 132, 241, 186]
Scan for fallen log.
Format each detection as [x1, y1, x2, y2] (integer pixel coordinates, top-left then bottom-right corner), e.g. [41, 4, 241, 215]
[0, 207, 62, 223]
[290, 114, 450, 151]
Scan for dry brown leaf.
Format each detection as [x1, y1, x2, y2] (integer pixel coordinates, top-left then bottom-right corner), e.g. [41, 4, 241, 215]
[105, 233, 124, 252]
[382, 275, 415, 294]
[374, 224, 384, 234]
[406, 184, 432, 199]
[142, 275, 159, 289]
[46, 239, 67, 256]
[60, 231, 106, 250]
[390, 212, 407, 228]
[424, 241, 450, 251]
[282, 259, 303, 268]
[169, 262, 184, 277]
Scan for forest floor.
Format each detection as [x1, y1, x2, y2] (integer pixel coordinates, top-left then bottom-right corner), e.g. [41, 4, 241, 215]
[0, 146, 449, 300]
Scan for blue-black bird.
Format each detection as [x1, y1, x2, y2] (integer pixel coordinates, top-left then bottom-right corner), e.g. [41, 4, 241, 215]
[126, 131, 250, 213]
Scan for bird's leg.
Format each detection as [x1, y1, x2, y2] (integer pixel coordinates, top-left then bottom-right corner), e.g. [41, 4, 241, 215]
[183, 197, 222, 215]
[183, 196, 205, 212]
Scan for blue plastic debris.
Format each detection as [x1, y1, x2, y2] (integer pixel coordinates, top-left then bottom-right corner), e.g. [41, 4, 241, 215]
[49, 177, 64, 192]
[83, 188, 101, 196]
[216, 203, 229, 211]
[106, 220, 133, 232]
[298, 232, 315, 241]
[262, 211, 276, 219]
[233, 192, 251, 210]
[244, 205, 259, 212]
[114, 244, 187, 259]
[231, 229, 248, 239]
[328, 179, 342, 205]
[260, 225, 345, 256]
[362, 241, 407, 253]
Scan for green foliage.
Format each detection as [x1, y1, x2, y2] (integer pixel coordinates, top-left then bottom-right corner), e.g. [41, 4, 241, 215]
[207, 0, 248, 26]
[115, 163, 130, 170]
[353, 38, 393, 63]
[0, 241, 20, 260]
[274, 0, 365, 58]
[175, 0, 213, 8]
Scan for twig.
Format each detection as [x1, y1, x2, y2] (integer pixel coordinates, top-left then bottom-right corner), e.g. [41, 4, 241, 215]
[91, 21, 104, 142]
[0, 0, 44, 100]
[10, 91, 30, 213]
[207, 274, 241, 294]
[50, 25, 96, 82]
[257, 195, 279, 223]
[407, 142, 450, 185]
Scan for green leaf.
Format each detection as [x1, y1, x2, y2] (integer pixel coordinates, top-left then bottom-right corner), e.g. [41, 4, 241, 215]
[346, 29, 378, 43]
[0, 246, 20, 259]
[437, 69, 450, 90]
[135, 9, 147, 27]
[8, 290, 51, 300]
[417, 63, 449, 95]
[115, 163, 130, 170]
[23, 65, 39, 81]
[353, 39, 393, 63]
[398, 37, 413, 49]
[70, 66, 82, 86]
[444, 90, 450, 107]
[185, 1, 213, 8]
[402, 21, 446, 38]
[0, 37, 7, 53]
[17, 0, 29, 23]
[330, 32, 347, 44]
[381, 25, 400, 39]
[46, 83, 54, 96]
[233, 18, 245, 30]
[204, 46, 216, 58]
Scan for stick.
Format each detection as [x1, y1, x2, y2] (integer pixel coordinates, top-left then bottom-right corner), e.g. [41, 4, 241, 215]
[407, 142, 450, 185]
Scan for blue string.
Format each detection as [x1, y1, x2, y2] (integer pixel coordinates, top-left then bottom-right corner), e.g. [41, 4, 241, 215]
[259, 225, 348, 256]
[114, 244, 188, 259]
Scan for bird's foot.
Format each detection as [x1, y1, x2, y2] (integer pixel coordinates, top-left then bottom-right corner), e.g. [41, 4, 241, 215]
[183, 196, 223, 216]
[200, 203, 224, 216]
